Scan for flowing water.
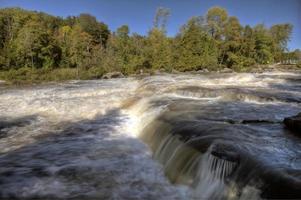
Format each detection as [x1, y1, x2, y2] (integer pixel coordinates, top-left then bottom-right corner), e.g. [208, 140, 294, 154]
[0, 72, 301, 199]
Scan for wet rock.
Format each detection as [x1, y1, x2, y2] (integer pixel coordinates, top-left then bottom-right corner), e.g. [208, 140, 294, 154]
[171, 69, 181, 74]
[102, 71, 124, 79]
[250, 67, 263, 73]
[260, 168, 301, 199]
[197, 69, 209, 73]
[210, 143, 240, 163]
[241, 119, 279, 124]
[283, 113, 301, 133]
[153, 69, 167, 75]
[220, 68, 233, 73]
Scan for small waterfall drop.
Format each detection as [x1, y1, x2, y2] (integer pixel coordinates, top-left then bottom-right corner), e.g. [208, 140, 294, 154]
[192, 152, 237, 199]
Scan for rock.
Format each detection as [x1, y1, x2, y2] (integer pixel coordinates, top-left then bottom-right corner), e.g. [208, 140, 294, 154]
[220, 68, 233, 73]
[250, 67, 263, 73]
[171, 69, 181, 74]
[283, 113, 301, 133]
[102, 72, 124, 79]
[197, 69, 209, 73]
[267, 64, 278, 69]
[153, 69, 165, 75]
[210, 142, 240, 162]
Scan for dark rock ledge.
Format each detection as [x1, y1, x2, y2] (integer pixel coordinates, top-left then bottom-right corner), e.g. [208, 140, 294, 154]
[284, 113, 301, 133]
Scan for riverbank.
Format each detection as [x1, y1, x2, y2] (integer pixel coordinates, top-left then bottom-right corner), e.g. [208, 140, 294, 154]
[0, 64, 300, 85]
[0, 68, 97, 85]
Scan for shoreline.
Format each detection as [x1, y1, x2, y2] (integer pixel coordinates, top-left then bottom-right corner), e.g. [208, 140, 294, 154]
[0, 64, 300, 87]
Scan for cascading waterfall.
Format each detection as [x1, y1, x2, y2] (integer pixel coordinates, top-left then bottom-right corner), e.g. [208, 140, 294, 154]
[0, 72, 301, 199]
[192, 152, 237, 199]
[128, 72, 301, 199]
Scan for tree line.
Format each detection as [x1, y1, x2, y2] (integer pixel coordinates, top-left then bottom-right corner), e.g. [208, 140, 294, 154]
[0, 7, 299, 82]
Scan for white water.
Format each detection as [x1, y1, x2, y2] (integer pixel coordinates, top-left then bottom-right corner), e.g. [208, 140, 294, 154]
[0, 79, 189, 199]
[194, 153, 236, 197]
[0, 72, 301, 199]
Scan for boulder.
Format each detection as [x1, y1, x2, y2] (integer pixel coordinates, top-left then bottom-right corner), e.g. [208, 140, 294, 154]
[197, 69, 209, 73]
[220, 68, 233, 73]
[283, 113, 301, 133]
[102, 72, 124, 79]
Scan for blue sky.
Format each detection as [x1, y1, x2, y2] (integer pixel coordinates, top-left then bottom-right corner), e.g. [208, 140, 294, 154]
[1, 0, 300, 50]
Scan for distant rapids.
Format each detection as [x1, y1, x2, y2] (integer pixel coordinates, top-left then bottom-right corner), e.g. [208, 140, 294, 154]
[0, 72, 301, 199]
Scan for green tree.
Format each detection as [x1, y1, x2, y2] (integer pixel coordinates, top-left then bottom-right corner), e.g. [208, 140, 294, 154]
[0, 6, 296, 82]
[270, 24, 293, 61]
[77, 13, 110, 46]
[144, 7, 172, 71]
[112, 25, 147, 74]
[104, 25, 131, 74]
[0, 13, 8, 49]
[69, 25, 94, 77]
[116, 25, 130, 39]
[253, 24, 274, 64]
[57, 25, 72, 67]
[270, 24, 293, 51]
[145, 28, 172, 71]
[206, 6, 228, 40]
[239, 25, 257, 66]
[222, 16, 245, 68]
[174, 17, 218, 71]
[10, 20, 61, 69]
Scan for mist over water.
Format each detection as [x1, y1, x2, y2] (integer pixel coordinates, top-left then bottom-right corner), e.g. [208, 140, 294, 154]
[0, 72, 301, 199]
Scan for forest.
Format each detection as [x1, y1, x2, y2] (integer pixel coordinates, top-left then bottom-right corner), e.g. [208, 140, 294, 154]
[0, 6, 300, 83]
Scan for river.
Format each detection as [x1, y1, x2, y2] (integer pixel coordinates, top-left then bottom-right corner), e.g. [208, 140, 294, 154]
[0, 72, 301, 199]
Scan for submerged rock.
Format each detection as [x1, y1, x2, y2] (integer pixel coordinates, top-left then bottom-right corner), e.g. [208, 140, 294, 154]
[102, 71, 124, 79]
[284, 112, 301, 133]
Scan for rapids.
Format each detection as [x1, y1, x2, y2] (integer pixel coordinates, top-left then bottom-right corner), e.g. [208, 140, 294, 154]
[0, 72, 301, 199]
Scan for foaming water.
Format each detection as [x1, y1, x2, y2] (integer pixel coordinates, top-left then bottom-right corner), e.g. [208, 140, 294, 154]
[0, 79, 188, 199]
[1, 72, 301, 199]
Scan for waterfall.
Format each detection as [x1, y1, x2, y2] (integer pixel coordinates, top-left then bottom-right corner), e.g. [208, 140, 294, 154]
[1, 72, 300, 199]
[192, 152, 237, 199]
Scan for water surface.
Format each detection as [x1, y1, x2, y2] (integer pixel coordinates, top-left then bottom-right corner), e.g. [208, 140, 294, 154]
[0, 72, 301, 199]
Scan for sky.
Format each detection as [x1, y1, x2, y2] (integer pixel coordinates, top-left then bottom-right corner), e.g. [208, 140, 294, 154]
[0, 0, 300, 50]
